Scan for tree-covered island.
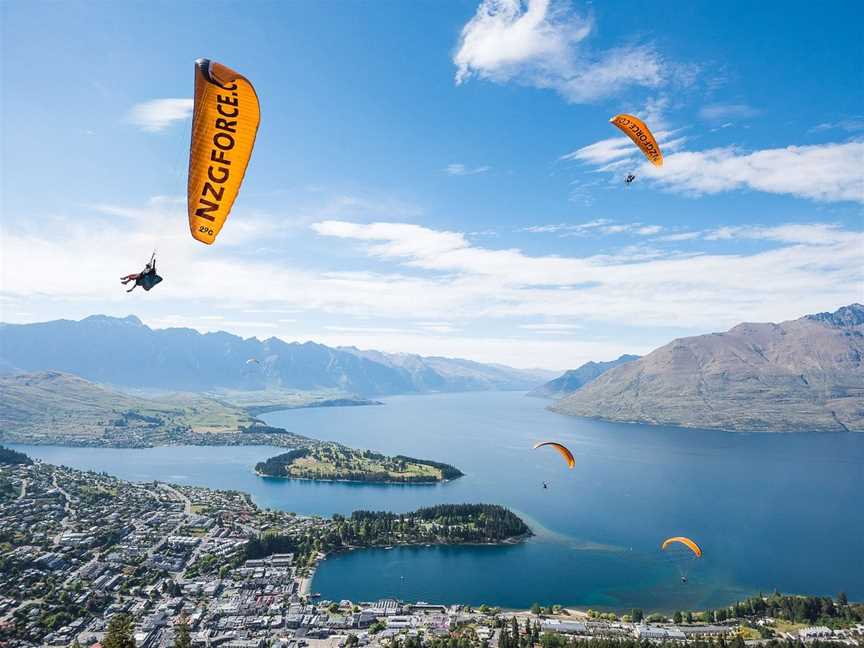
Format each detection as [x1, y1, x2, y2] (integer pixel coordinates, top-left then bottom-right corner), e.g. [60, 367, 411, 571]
[255, 444, 464, 483]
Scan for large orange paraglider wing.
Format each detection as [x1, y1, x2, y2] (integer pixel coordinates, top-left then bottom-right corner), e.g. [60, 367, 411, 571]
[609, 114, 663, 167]
[533, 441, 575, 469]
[188, 58, 260, 245]
[661, 536, 702, 557]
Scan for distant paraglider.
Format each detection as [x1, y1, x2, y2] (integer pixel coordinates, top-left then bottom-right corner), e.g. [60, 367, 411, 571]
[609, 114, 663, 167]
[661, 536, 702, 557]
[120, 252, 162, 293]
[625, 173, 637, 185]
[533, 441, 575, 469]
[661, 536, 702, 583]
[188, 58, 261, 245]
[246, 358, 260, 365]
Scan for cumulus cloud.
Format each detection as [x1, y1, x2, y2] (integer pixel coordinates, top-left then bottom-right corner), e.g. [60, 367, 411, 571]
[453, 0, 675, 103]
[127, 98, 194, 132]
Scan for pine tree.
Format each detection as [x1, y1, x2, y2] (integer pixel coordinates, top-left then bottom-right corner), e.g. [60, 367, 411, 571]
[103, 614, 135, 648]
[174, 614, 192, 648]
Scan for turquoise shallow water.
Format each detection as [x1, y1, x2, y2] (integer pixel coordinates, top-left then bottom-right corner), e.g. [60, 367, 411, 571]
[14, 391, 864, 610]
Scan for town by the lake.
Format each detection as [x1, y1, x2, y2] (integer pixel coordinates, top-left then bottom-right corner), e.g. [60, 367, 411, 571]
[1, 450, 862, 648]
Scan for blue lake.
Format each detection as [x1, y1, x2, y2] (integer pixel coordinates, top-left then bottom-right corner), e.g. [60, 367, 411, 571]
[14, 391, 864, 611]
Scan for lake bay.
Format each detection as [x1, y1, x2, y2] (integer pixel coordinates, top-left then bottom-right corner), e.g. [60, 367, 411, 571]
[15, 391, 864, 610]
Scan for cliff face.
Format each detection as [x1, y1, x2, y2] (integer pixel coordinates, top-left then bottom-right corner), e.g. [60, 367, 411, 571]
[551, 305, 864, 432]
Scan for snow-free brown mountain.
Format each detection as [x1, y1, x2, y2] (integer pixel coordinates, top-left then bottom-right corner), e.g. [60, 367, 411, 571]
[528, 354, 640, 399]
[551, 304, 864, 432]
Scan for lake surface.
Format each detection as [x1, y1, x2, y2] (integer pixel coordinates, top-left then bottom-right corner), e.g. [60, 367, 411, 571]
[14, 391, 864, 610]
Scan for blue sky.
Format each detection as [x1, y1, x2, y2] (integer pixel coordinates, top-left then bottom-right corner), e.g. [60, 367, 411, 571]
[1, 0, 862, 369]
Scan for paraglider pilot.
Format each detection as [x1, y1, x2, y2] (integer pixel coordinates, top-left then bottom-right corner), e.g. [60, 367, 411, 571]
[625, 174, 636, 184]
[121, 252, 162, 293]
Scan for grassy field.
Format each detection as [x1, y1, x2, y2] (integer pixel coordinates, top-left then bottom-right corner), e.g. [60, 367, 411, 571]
[772, 620, 808, 634]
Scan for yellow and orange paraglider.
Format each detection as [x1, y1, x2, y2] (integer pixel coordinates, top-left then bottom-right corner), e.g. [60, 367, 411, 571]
[533, 441, 575, 469]
[610, 114, 663, 167]
[661, 536, 702, 583]
[661, 536, 702, 557]
[188, 58, 260, 245]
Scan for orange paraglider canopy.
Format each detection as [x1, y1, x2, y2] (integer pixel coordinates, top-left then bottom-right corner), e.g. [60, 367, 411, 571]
[188, 58, 261, 245]
[661, 536, 702, 557]
[609, 113, 663, 167]
[533, 441, 575, 469]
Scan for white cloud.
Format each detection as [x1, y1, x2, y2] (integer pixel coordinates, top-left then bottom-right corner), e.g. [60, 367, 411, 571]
[519, 322, 583, 333]
[453, 0, 675, 103]
[127, 98, 194, 132]
[642, 142, 864, 203]
[4, 195, 862, 368]
[809, 117, 864, 134]
[311, 219, 864, 332]
[521, 220, 663, 237]
[445, 163, 491, 176]
[699, 103, 759, 121]
[568, 135, 864, 203]
[703, 223, 860, 245]
[655, 231, 701, 242]
[561, 129, 687, 166]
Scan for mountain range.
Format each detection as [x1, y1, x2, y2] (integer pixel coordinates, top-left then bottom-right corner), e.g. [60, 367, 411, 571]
[551, 304, 864, 432]
[0, 315, 550, 397]
[528, 354, 641, 399]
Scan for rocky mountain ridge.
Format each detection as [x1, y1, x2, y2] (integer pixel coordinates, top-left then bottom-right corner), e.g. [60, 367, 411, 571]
[551, 304, 864, 432]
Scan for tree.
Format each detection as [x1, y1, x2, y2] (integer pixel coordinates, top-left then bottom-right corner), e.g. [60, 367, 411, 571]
[174, 614, 192, 648]
[631, 609, 643, 623]
[686, 612, 694, 624]
[838, 592, 848, 606]
[539, 634, 566, 648]
[530, 603, 542, 616]
[103, 614, 135, 648]
[673, 611, 683, 624]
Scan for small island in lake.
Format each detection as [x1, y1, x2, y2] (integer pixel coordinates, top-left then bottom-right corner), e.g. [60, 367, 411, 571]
[255, 444, 464, 483]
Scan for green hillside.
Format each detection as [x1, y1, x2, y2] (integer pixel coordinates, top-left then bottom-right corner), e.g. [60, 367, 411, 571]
[0, 371, 307, 447]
